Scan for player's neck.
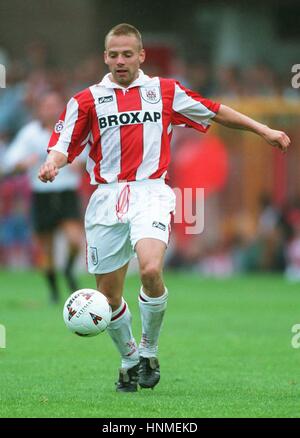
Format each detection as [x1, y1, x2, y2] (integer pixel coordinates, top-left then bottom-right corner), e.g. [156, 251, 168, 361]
[109, 71, 140, 88]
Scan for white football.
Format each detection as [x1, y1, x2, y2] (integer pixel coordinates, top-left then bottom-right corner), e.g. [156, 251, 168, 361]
[63, 289, 112, 336]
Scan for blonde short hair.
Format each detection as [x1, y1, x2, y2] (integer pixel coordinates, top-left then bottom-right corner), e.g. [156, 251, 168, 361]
[105, 23, 143, 50]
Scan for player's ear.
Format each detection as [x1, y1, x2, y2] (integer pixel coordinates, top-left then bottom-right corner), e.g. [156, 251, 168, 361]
[139, 49, 146, 65]
[104, 51, 108, 65]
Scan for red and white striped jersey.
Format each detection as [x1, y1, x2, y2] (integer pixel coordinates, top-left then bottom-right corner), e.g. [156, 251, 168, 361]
[48, 70, 220, 184]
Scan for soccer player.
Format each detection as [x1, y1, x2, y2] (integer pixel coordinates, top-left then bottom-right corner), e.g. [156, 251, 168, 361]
[3, 91, 85, 303]
[38, 24, 290, 391]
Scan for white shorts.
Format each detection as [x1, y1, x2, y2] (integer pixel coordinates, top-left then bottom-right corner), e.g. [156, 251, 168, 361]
[85, 179, 176, 274]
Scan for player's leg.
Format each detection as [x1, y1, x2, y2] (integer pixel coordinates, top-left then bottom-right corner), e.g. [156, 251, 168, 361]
[36, 231, 60, 303]
[130, 181, 176, 389]
[136, 238, 166, 297]
[95, 263, 140, 391]
[58, 190, 84, 292]
[95, 262, 129, 310]
[86, 191, 139, 391]
[31, 192, 61, 303]
[60, 219, 84, 291]
[135, 238, 168, 388]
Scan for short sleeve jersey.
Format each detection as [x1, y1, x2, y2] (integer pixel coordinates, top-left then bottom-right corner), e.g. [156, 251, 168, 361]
[48, 70, 220, 184]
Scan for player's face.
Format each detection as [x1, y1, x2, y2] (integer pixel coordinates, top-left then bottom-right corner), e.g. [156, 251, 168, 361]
[104, 35, 145, 87]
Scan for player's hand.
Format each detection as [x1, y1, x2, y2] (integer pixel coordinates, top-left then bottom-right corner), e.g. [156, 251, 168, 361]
[262, 128, 291, 153]
[38, 162, 59, 183]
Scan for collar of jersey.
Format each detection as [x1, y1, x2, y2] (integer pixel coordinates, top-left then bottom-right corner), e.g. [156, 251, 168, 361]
[98, 69, 152, 89]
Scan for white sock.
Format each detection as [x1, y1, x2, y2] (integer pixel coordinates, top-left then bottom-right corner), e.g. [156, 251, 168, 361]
[107, 299, 139, 369]
[138, 287, 168, 358]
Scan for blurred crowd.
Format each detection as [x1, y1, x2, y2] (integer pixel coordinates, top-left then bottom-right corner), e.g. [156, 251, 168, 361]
[167, 194, 300, 281]
[0, 41, 299, 279]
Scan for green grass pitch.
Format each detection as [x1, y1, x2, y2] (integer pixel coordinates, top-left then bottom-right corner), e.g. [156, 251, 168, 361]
[0, 270, 300, 418]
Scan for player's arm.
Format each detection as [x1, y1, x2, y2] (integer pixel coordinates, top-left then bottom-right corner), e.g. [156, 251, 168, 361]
[38, 150, 68, 183]
[213, 104, 291, 152]
[39, 92, 91, 183]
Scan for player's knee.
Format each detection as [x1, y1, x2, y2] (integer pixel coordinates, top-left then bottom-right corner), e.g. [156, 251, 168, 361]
[140, 263, 162, 286]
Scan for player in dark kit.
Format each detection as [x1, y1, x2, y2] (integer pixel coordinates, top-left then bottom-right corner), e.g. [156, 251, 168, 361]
[4, 92, 84, 303]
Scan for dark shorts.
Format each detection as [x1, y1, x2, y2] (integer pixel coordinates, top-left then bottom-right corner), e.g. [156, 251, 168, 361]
[32, 190, 81, 233]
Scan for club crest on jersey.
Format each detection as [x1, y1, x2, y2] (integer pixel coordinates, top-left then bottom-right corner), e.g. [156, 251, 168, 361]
[54, 120, 64, 133]
[140, 86, 161, 104]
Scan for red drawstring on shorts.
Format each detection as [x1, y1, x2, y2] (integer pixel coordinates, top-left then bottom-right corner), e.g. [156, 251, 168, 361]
[116, 184, 130, 221]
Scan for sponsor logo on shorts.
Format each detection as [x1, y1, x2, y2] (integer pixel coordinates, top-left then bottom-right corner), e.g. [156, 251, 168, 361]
[98, 95, 113, 104]
[54, 120, 64, 133]
[90, 246, 98, 266]
[152, 221, 166, 231]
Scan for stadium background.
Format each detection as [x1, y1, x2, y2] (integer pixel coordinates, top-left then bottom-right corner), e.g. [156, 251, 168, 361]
[0, 0, 300, 418]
